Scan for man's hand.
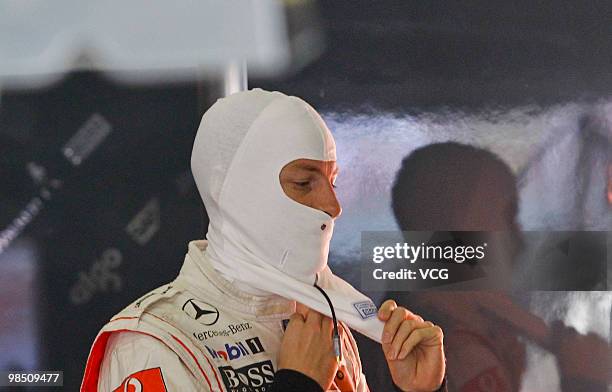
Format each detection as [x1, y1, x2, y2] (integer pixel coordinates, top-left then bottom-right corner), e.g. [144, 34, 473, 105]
[379, 299, 445, 392]
[278, 303, 339, 390]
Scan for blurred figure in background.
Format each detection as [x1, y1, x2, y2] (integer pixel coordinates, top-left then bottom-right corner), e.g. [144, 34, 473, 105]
[391, 142, 525, 392]
[393, 142, 523, 289]
[392, 142, 520, 234]
[390, 142, 610, 391]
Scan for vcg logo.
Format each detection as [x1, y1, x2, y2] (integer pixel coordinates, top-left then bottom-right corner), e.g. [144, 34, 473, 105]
[219, 360, 275, 392]
[206, 337, 265, 361]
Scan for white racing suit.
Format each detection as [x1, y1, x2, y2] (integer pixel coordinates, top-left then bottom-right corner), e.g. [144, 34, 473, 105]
[82, 240, 370, 391]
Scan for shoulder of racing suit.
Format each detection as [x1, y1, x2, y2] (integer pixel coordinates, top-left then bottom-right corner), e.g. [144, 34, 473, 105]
[97, 331, 201, 391]
[82, 283, 226, 391]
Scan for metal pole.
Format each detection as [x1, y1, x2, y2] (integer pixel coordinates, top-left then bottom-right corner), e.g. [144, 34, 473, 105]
[196, 60, 248, 117]
[222, 60, 248, 97]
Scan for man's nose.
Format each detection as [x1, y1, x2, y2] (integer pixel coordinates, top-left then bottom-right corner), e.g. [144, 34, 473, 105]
[321, 184, 342, 219]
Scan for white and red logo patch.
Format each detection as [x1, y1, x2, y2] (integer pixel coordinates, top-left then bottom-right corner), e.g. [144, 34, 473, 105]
[113, 367, 167, 392]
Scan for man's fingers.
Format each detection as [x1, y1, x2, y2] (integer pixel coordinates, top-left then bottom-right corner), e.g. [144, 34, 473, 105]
[295, 302, 310, 318]
[285, 313, 305, 334]
[378, 300, 421, 320]
[381, 306, 423, 344]
[321, 316, 334, 337]
[397, 325, 444, 360]
[296, 303, 333, 334]
[305, 307, 324, 329]
[289, 312, 306, 324]
[407, 311, 424, 323]
[378, 299, 397, 321]
[386, 320, 428, 360]
[289, 313, 305, 323]
[382, 306, 408, 343]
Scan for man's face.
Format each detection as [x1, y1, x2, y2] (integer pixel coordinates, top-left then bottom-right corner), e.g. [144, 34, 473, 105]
[279, 159, 342, 218]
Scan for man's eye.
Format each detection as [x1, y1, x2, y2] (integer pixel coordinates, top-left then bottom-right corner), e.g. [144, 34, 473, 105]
[294, 181, 310, 187]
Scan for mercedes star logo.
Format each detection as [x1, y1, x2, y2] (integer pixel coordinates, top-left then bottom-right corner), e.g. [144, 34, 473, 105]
[182, 299, 220, 325]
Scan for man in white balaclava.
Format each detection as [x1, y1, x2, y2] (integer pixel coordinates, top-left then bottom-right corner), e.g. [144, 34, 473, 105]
[81, 89, 446, 392]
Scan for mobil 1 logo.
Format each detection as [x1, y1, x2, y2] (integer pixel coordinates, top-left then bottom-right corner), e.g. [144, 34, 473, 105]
[219, 360, 275, 392]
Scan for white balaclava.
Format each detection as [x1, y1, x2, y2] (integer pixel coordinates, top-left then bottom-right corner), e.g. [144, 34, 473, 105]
[191, 88, 383, 343]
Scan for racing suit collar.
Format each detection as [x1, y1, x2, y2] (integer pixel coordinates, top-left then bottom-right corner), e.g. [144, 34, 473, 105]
[176, 240, 296, 319]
